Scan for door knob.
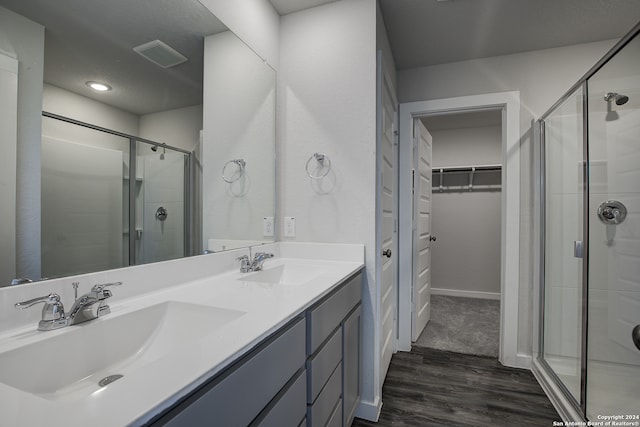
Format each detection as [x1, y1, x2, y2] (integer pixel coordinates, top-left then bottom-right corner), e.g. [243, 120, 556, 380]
[633, 324, 640, 351]
[382, 249, 392, 258]
[429, 235, 437, 242]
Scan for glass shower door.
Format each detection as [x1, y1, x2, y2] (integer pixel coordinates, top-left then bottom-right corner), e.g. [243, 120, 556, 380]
[135, 142, 188, 265]
[542, 86, 585, 403]
[585, 33, 640, 420]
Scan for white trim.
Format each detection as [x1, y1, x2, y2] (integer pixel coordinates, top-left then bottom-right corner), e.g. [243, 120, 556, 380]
[398, 91, 521, 369]
[516, 352, 532, 369]
[354, 397, 383, 422]
[431, 288, 501, 300]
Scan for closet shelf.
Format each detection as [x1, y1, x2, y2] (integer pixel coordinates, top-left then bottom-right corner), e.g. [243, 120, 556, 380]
[432, 164, 502, 173]
[432, 164, 501, 192]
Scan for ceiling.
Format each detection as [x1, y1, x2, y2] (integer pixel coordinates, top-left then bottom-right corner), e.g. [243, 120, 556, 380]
[269, 0, 337, 15]
[3, 0, 639, 115]
[378, 0, 640, 70]
[270, 0, 640, 70]
[0, 0, 227, 115]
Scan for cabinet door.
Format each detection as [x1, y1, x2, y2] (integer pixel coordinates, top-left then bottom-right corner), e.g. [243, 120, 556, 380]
[157, 317, 305, 426]
[343, 305, 361, 427]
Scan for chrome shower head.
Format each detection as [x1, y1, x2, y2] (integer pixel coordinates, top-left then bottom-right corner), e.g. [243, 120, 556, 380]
[151, 145, 158, 152]
[604, 92, 629, 105]
[615, 94, 629, 105]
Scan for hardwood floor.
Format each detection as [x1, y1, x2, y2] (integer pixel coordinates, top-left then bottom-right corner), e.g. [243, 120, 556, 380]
[353, 347, 560, 427]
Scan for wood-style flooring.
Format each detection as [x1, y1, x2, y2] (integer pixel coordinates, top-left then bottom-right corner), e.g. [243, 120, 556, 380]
[352, 347, 560, 427]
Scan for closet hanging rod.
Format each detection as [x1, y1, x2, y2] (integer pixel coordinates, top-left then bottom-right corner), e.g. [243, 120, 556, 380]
[432, 164, 502, 173]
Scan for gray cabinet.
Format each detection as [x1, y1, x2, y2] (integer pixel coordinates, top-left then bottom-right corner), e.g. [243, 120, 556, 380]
[147, 269, 363, 427]
[151, 316, 306, 426]
[305, 272, 362, 427]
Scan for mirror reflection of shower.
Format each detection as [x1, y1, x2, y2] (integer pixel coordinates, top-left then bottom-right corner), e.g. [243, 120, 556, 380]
[604, 92, 630, 121]
[151, 144, 166, 160]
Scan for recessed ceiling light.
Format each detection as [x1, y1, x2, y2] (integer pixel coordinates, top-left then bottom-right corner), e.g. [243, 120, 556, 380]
[86, 81, 112, 92]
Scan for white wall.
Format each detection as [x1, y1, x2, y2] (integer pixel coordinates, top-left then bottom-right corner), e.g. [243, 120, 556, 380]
[430, 125, 502, 297]
[0, 53, 18, 286]
[398, 39, 617, 357]
[139, 105, 203, 152]
[199, 0, 280, 69]
[202, 31, 276, 248]
[0, 7, 44, 281]
[278, 0, 378, 416]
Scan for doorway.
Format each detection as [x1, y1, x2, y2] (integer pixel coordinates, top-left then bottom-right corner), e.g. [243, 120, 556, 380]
[413, 110, 503, 357]
[398, 91, 523, 368]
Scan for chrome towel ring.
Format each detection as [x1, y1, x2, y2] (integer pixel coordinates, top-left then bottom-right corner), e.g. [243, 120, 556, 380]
[222, 159, 246, 183]
[305, 153, 331, 179]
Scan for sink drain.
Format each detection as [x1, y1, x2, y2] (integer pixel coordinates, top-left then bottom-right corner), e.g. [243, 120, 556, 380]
[99, 374, 123, 387]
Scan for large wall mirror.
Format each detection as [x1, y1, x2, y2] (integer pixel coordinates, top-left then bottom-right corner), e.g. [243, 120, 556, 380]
[0, 0, 276, 285]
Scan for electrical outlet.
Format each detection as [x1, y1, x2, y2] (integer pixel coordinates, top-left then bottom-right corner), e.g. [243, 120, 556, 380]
[284, 216, 296, 237]
[263, 217, 274, 237]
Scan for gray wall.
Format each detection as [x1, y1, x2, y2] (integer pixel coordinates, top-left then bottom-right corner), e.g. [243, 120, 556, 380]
[430, 124, 501, 298]
[399, 39, 617, 356]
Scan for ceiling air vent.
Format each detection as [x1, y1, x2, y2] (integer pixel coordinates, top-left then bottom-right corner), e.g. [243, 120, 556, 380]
[133, 40, 188, 68]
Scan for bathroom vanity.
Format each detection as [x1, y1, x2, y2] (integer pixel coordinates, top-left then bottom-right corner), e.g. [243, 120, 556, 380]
[0, 243, 364, 427]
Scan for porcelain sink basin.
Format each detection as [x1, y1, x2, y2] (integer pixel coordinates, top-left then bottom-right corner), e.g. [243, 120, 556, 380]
[241, 263, 325, 285]
[0, 301, 245, 400]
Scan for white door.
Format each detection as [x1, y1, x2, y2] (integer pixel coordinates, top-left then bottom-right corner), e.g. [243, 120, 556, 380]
[411, 119, 433, 341]
[378, 53, 397, 380]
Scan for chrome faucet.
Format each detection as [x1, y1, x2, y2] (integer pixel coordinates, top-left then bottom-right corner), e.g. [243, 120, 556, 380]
[14, 293, 67, 331]
[251, 252, 274, 271]
[236, 252, 274, 273]
[15, 282, 122, 331]
[237, 254, 252, 273]
[67, 282, 122, 326]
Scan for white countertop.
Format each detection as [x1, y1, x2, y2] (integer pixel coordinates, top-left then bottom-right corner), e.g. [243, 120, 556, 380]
[0, 253, 364, 427]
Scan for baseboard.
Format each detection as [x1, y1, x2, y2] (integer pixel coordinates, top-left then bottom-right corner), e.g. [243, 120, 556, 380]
[354, 397, 382, 422]
[431, 288, 501, 300]
[515, 352, 532, 369]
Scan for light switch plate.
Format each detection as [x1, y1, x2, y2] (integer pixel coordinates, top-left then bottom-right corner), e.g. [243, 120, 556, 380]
[284, 216, 296, 237]
[263, 217, 274, 237]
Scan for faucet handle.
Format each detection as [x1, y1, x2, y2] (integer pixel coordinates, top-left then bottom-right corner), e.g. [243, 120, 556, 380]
[15, 293, 67, 331]
[15, 293, 61, 310]
[90, 281, 122, 293]
[237, 254, 252, 273]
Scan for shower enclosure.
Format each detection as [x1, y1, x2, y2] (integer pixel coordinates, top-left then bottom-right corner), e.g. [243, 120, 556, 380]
[41, 112, 194, 279]
[537, 23, 640, 420]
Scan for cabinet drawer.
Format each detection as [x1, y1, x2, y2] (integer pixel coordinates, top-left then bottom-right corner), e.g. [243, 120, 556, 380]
[254, 368, 307, 427]
[307, 272, 362, 354]
[307, 362, 342, 427]
[306, 327, 342, 404]
[158, 317, 305, 426]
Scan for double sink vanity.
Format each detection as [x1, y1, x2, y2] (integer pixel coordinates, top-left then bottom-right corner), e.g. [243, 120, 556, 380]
[0, 243, 364, 426]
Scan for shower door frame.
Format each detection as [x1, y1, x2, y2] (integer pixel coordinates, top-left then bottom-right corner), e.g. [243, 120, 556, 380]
[535, 21, 640, 422]
[42, 111, 195, 266]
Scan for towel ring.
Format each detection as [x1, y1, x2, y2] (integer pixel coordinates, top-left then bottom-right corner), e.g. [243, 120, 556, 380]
[222, 159, 246, 183]
[305, 153, 331, 179]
